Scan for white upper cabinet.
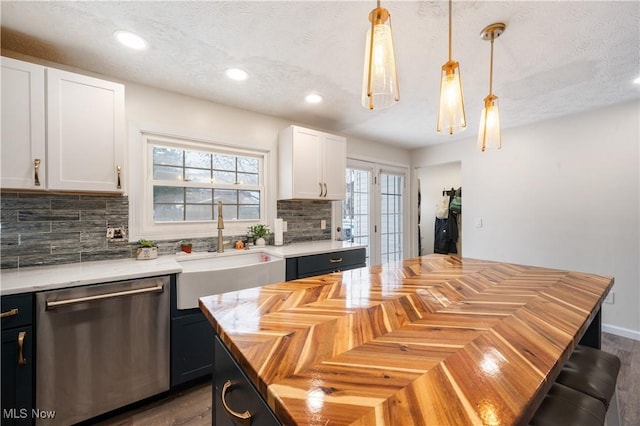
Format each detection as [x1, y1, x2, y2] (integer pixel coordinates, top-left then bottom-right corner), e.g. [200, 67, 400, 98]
[278, 125, 346, 200]
[1, 57, 46, 190]
[47, 68, 124, 192]
[0, 56, 125, 193]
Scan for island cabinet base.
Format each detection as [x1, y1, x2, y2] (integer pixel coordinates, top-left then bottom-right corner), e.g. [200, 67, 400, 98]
[213, 336, 280, 426]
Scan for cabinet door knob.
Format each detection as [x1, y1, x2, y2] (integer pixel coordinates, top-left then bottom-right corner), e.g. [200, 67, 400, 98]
[0, 308, 19, 318]
[116, 165, 122, 189]
[221, 380, 252, 424]
[18, 331, 27, 365]
[34, 159, 41, 186]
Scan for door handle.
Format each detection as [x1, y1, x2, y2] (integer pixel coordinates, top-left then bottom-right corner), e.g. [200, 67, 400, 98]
[0, 308, 19, 318]
[46, 284, 164, 310]
[18, 331, 27, 365]
[221, 380, 252, 425]
[34, 159, 41, 186]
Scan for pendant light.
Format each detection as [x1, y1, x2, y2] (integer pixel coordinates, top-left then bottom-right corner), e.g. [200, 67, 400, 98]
[362, 0, 400, 110]
[478, 23, 506, 151]
[437, 0, 466, 135]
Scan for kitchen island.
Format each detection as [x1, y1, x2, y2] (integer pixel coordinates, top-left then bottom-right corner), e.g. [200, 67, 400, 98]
[199, 254, 613, 425]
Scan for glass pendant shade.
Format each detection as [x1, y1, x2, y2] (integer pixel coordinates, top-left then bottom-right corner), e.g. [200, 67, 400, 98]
[437, 60, 466, 134]
[477, 94, 501, 151]
[362, 7, 399, 110]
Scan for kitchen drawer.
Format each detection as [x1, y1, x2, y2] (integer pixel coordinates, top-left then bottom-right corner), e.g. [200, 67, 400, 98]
[296, 248, 366, 278]
[1, 294, 33, 329]
[214, 336, 280, 426]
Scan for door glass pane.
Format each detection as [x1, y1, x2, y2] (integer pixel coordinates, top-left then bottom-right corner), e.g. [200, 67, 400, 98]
[380, 172, 403, 265]
[343, 168, 371, 265]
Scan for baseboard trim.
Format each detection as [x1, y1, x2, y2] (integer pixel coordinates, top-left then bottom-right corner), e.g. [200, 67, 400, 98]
[602, 323, 640, 341]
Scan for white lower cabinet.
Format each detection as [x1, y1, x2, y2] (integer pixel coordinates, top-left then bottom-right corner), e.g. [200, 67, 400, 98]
[278, 125, 346, 200]
[1, 56, 125, 193]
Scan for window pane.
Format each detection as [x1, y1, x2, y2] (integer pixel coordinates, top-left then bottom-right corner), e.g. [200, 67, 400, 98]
[154, 204, 183, 221]
[239, 190, 260, 204]
[222, 205, 237, 220]
[154, 165, 183, 181]
[213, 170, 236, 184]
[154, 186, 184, 203]
[186, 188, 213, 203]
[239, 205, 260, 220]
[214, 189, 238, 204]
[185, 168, 211, 183]
[186, 204, 213, 221]
[238, 157, 258, 173]
[237, 173, 258, 185]
[185, 151, 211, 169]
[153, 147, 183, 166]
[213, 154, 236, 171]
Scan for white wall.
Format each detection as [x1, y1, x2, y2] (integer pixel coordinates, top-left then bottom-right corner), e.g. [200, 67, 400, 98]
[411, 101, 640, 338]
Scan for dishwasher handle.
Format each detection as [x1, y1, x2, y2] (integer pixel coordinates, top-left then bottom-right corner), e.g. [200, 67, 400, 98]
[46, 283, 164, 310]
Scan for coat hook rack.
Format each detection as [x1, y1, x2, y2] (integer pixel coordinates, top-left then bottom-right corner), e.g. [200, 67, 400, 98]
[442, 187, 461, 197]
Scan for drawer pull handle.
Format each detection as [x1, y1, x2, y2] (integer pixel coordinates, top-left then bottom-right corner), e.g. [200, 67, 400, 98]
[18, 331, 27, 365]
[221, 380, 252, 425]
[318, 182, 323, 197]
[322, 182, 327, 197]
[46, 284, 164, 310]
[329, 257, 343, 263]
[0, 308, 19, 318]
[116, 165, 122, 189]
[34, 159, 41, 186]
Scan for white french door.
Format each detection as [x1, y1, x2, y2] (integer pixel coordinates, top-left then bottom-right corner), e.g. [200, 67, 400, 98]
[340, 159, 407, 266]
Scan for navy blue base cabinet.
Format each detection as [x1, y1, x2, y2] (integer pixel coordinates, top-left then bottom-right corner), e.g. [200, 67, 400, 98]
[1, 294, 34, 426]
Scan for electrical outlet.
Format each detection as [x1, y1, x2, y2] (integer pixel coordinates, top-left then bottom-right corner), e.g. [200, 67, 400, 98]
[320, 220, 326, 230]
[107, 227, 126, 240]
[604, 292, 614, 304]
[282, 221, 288, 232]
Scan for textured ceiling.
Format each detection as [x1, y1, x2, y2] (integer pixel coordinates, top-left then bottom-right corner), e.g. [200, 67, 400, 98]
[1, 1, 639, 149]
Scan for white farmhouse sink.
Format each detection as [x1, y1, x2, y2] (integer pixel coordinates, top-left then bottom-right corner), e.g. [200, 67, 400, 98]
[176, 250, 285, 309]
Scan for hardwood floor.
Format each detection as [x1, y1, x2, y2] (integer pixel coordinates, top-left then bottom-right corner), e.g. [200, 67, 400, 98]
[95, 333, 638, 426]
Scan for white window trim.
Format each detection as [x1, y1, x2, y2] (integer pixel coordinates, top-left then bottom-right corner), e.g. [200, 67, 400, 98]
[129, 130, 268, 241]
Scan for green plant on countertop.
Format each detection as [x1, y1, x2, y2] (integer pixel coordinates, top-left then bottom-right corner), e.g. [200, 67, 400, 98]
[137, 239, 157, 248]
[247, 224, 270, 239]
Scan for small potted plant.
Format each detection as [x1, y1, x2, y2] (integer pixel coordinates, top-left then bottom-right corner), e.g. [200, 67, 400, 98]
[248, 224, 270, 247]
[135, 239, 158, 260]
[180, 239, 192, 254]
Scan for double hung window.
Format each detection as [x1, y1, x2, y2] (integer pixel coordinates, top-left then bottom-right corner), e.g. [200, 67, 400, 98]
[132, 133, 266, 240]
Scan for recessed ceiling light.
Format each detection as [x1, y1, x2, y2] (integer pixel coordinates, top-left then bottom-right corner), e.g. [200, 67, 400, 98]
[114, 31, 147, 50]
[225, 68, 248, 81]
[305, 94, 323, 104]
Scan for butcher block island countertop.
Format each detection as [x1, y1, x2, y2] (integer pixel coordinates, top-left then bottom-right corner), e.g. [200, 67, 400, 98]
[199, 255, 613, 426]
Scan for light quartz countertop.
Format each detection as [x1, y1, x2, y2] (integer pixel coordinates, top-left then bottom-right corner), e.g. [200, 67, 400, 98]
[0, 241, 364, 295]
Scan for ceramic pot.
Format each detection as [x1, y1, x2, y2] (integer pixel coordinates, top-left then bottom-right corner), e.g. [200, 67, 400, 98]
[135, 246, 158, 260]
[255, 237, 266, 247]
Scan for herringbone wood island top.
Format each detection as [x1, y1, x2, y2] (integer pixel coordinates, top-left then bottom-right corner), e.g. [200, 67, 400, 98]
[199, 254, 613, 426]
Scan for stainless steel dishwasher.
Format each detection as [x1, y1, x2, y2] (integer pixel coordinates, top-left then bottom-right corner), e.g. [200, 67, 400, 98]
[36, 276, 170, 425]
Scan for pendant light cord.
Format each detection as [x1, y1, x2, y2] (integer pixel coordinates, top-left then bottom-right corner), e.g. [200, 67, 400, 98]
[489, 32, 495, 96]
[448, 0, 452, 61]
